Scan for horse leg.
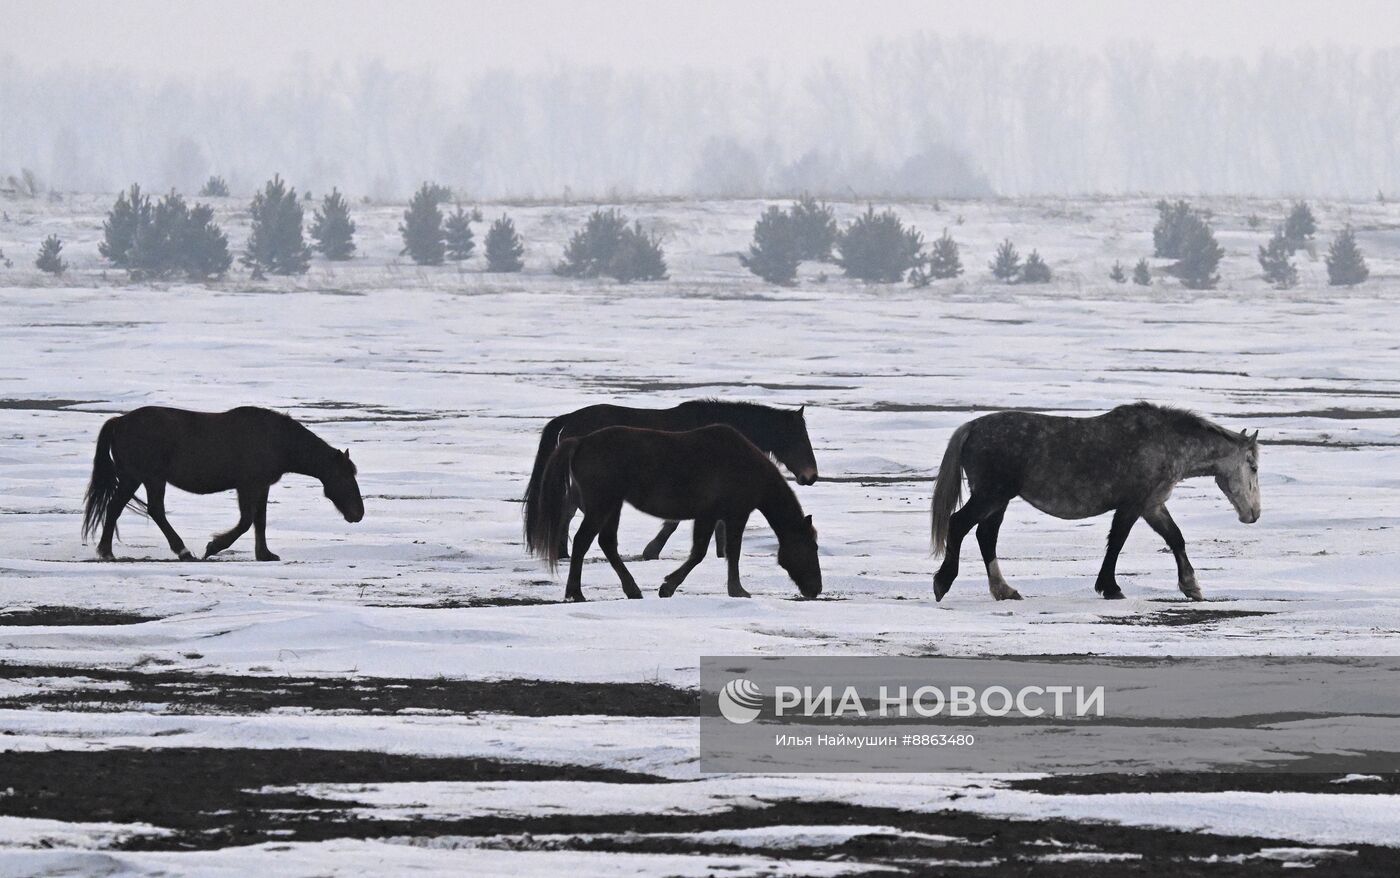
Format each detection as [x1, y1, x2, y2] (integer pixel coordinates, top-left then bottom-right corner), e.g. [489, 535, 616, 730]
[556, 484, 580, 560]
[723, 513, 751, 598]
[250, 486, 279, 561]
[1095, 507, 1140, 599]
[563, 512, 601, 602]
[96, 479, 139, 561]
[934, 492, 1000, 601]
[642, 520, 680, 561]
[145, 480, 195, 561]
[598, 508, 643, 599]
[975, 504, 1021, 601]
[660, 518, 715, 597]
[1143, 504, 1202, 601]
[205, 488, 255, 558]
[714, 520, 727, 558]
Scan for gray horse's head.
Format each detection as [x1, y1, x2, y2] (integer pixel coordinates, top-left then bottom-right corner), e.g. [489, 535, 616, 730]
[1215, 430, 1260, 523]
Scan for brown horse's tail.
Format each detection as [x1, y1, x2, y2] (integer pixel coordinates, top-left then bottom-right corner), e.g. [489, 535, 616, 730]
[522, 415, 568, 555]
[529, 437, 580, 570]
[930, 422, 972, 557]
[82, 417, 145, 542]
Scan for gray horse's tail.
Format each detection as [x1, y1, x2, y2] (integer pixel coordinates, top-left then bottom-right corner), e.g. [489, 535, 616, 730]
[930, 422, 972, 557]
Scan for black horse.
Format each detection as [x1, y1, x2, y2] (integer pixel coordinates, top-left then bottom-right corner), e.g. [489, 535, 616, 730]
[930, 403, 1260, 602]
[522, 400, 818, 560]
[526, 424, 821, 602]
[82, 406, 364, 561]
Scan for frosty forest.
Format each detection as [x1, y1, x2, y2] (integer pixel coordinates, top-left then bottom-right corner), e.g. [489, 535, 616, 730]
[3, 2, 1400, 876]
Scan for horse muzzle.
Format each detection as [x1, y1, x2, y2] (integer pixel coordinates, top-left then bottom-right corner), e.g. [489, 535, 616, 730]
[796, 469, 819, 486]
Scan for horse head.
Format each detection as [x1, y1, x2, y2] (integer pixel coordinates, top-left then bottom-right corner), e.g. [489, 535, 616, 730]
[778, 513, 823, 598]
[1215, 430, 1260, 524]
[323, 448, 365, 523]
[775, 405, 820, 486]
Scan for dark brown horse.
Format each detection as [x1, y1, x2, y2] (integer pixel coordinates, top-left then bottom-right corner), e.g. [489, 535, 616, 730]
[526, 424, 821, 602]
[523, 400, 818, 561]
[82, 406, 364, 561]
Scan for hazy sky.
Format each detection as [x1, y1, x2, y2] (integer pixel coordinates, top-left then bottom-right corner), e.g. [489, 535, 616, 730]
[7, 0, 1400, 82]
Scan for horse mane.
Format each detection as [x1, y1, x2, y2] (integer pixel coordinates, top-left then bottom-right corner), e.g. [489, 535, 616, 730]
[273, 409, 356, 475]
[678, 399, 800, 453]
[1117, 401, 1241, 445]
[679, 398, 798, 416]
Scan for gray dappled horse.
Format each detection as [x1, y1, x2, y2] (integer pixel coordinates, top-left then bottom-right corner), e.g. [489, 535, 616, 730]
[930, 403, 1260, 602]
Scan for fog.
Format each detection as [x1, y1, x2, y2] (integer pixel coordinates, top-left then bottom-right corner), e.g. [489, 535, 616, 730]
[4, 12, 1400, 199]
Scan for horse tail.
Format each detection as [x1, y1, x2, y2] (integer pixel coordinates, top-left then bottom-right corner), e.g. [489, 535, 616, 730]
[930, 421, 972, 557]
[522, 415, 569, 555]
[531, 438, 580, 571]
[82, 417, 144, 542]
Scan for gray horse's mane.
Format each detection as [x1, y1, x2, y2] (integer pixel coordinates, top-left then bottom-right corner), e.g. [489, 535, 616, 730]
[1120, 401, 1242, 443]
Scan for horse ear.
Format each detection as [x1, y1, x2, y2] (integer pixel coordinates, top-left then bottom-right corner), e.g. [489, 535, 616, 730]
[343, 448, 351, 459]
[1250, 430, 1259, 443]
[798, 405, 806, 417]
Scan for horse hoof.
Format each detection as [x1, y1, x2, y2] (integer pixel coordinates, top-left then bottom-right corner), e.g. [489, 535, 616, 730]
[256, 552, 281, 562]
[994, 588, 1023, 601]
[624, 588, 644, 600]
[1099, 588, 1125, 600]
[933, 579, 952, 602]
[564, 592, 586, 603]
[641, 547, 662, 561]
[728, 588, 752, 599]
[96, 549, 115, 562]
[178, 549, 197, 562]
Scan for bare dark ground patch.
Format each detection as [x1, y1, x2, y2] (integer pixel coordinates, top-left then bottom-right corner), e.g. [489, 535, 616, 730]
[1099, 608, 1275, 627]
[1, 749, 1395, 872]
[0, 606, 160, 626]
[0, 663, 702, 716]
[0, 398, 101, 411]
[1011, 772, 1400, 795]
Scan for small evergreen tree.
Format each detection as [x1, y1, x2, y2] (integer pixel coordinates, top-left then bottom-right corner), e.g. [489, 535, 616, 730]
[444, 206, 476, 261]
[923, 229, 963, 279]
[484, 214, 525, 272]
[740, 205, 800, 285]
[1172, 221, 1224, 290]
[1109, 261, 1127, 283]
[1258, 230, 1298, 289]
[181, 202, 233, 280]
[1020, 250, 1052, 283]
[1153, 199, 1206, 259]
[835, 205, 924, 282]
[400, 183, 447, 266]
[989, 239, 1021, 281]
[100, 184, 152, 268]
[1282, 201, 1317, 252]
[556, 208, 628, 278]
[243, 174, 311, 276]
[788, 194, 837, 262]
[1132, 258, 1152, 286]
[35, 234, 65, 274]
[608, 222, 668, 282]
[1325, 226, 1369, 286]
[310, 188, 356, 260]
[199, 176, 230, 197]
[1245, 213, 1263, 230]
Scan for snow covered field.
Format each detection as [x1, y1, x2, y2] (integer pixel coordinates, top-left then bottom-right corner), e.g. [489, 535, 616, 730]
[2, 195, 1399, 874]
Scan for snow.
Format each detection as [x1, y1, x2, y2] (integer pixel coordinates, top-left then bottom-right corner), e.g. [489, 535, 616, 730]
[2, 194, 1400, 869]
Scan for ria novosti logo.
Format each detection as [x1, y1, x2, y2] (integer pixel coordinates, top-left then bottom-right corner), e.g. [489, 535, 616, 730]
[718, 678, 763, 724]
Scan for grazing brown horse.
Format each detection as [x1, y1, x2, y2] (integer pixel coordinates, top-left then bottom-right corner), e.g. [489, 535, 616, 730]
[523, 400, 818, 561]
[526, 424, 821, 602]
[930, 403, 1260, 602]
[82, 406, 364, 561]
